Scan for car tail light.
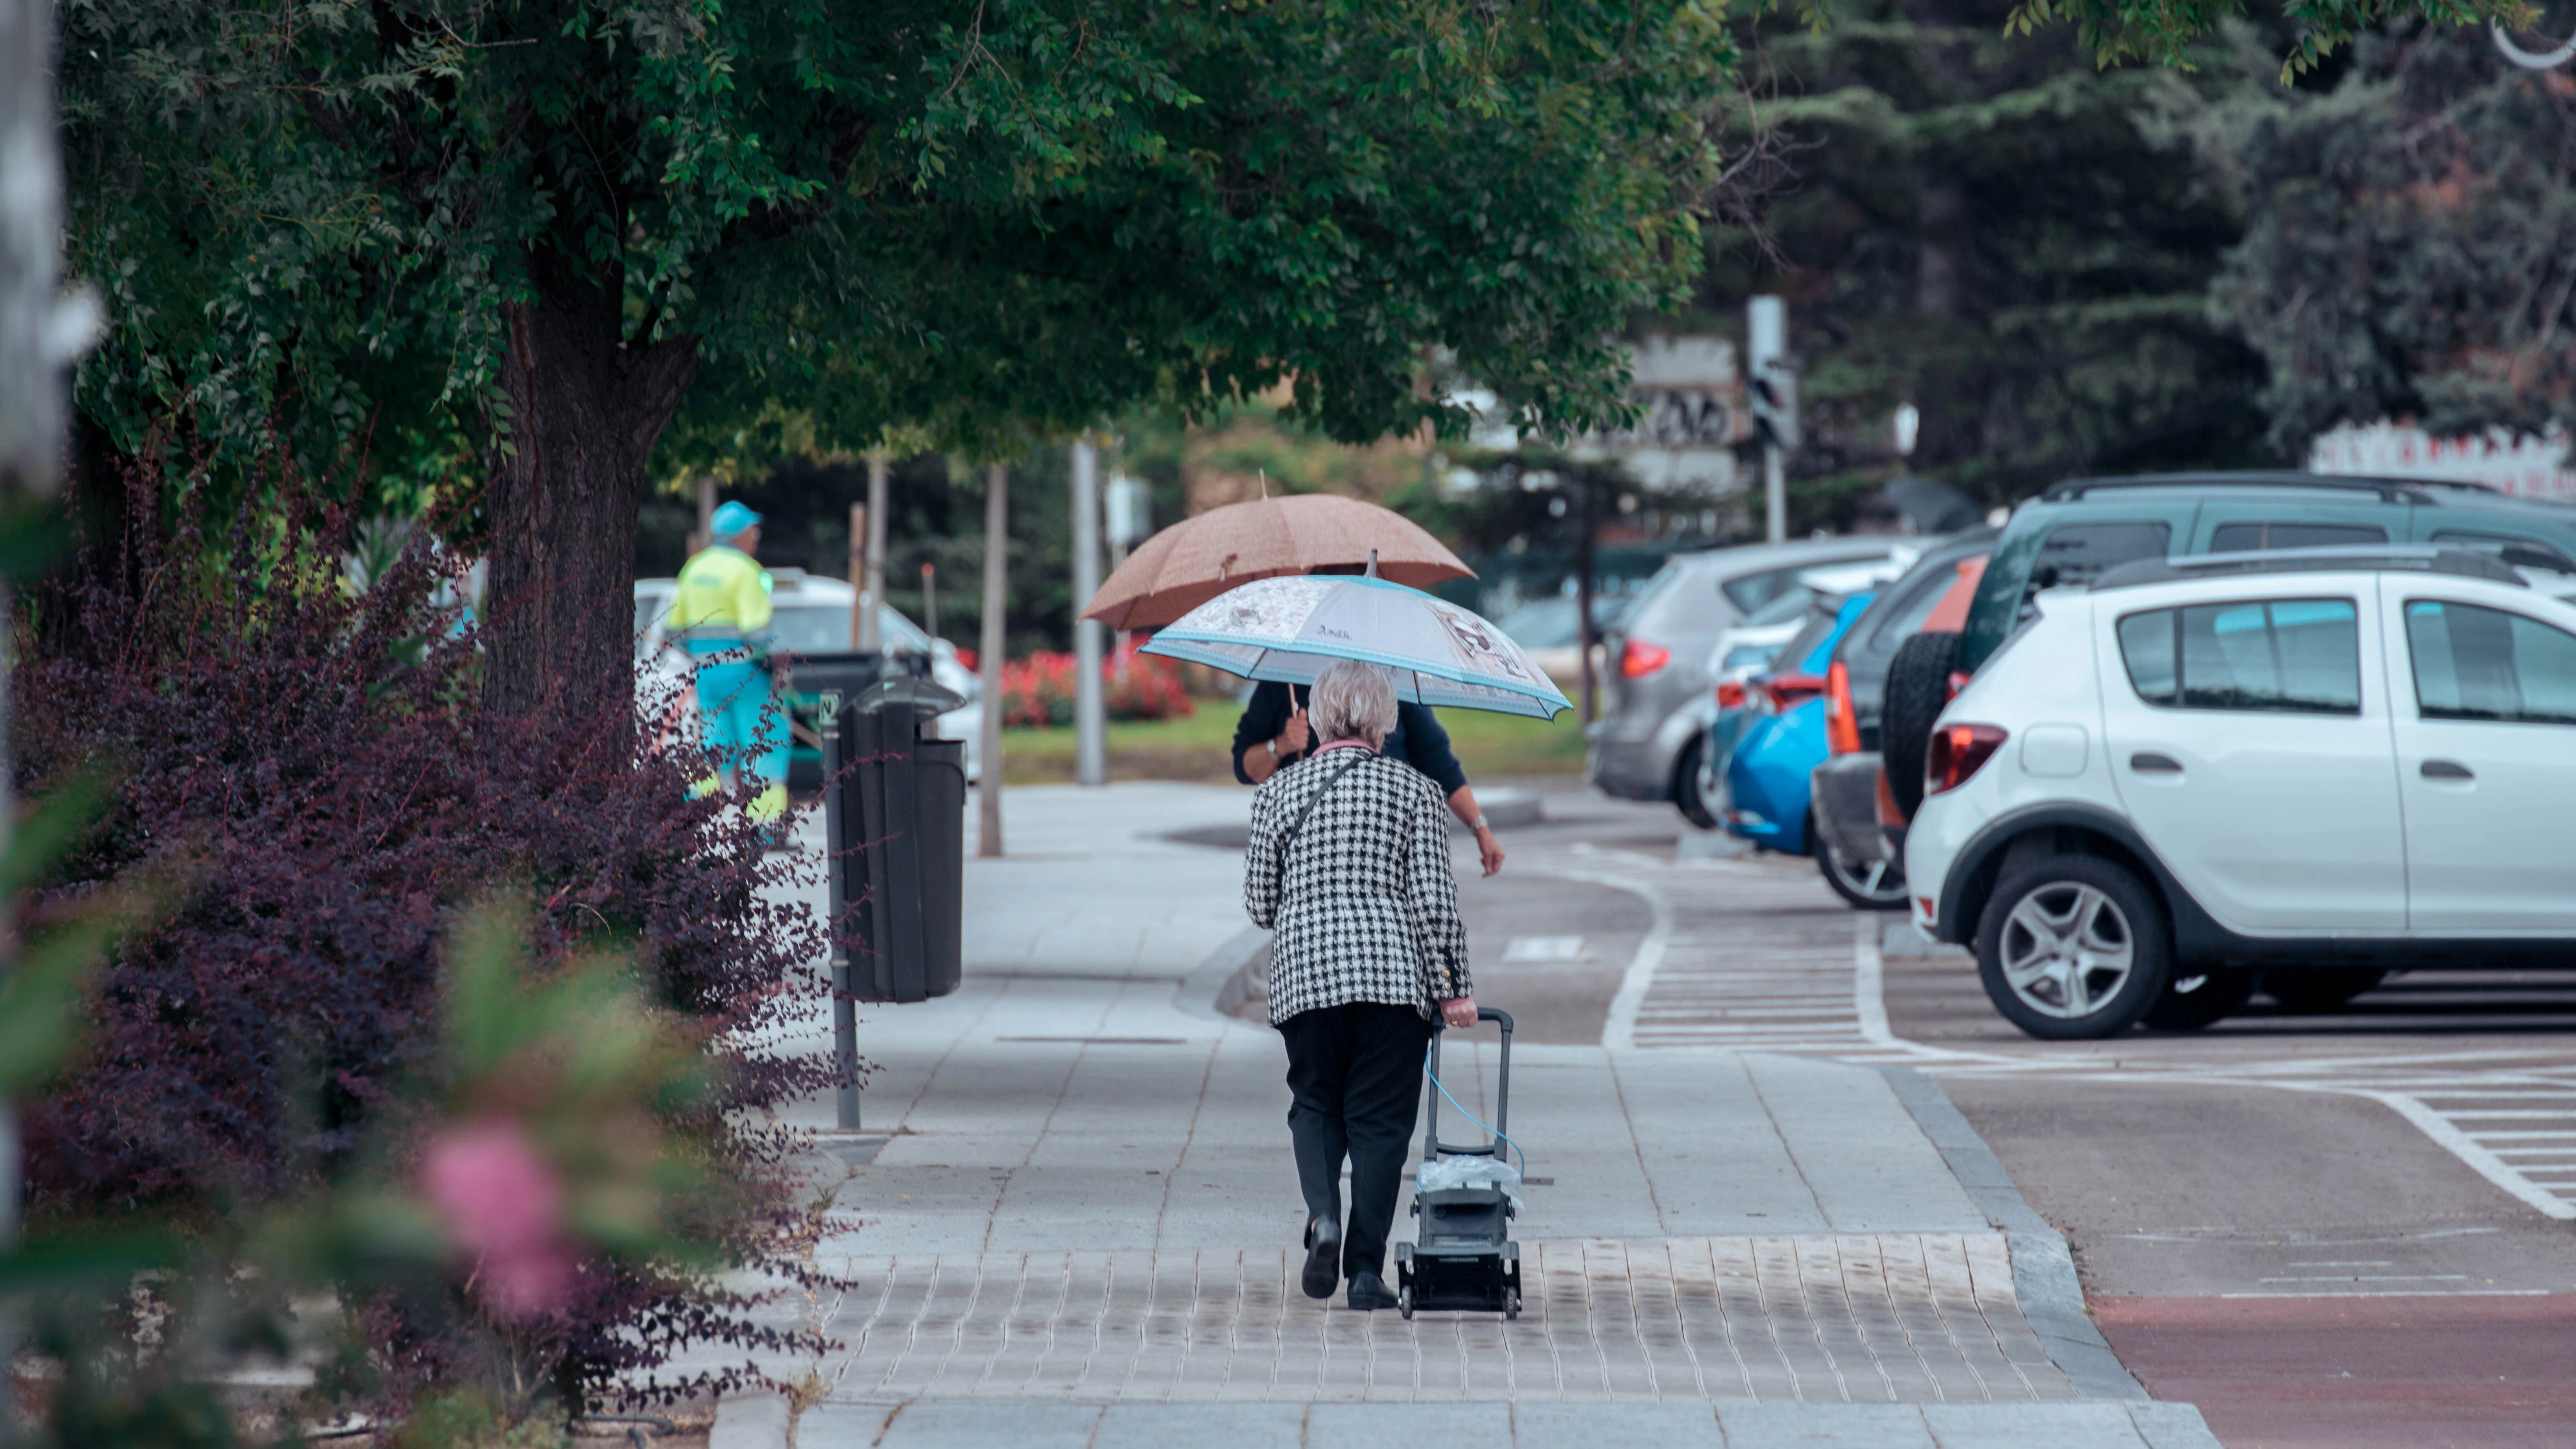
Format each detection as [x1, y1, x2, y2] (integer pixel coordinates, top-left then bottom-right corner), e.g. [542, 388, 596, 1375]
[1824, 662, 1861, 755]
[1716, 680, 1745, 709]
[1925, 723, 2008, 796]
[1620, 639, 1671, 678]
[1762, 672, 1825, 711]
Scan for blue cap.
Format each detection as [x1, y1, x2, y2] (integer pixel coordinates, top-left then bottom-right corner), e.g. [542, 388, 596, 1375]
[710, 500, 763, 539]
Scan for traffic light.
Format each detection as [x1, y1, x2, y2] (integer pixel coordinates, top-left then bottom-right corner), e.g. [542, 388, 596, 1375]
[1748, 367, 1800, 452]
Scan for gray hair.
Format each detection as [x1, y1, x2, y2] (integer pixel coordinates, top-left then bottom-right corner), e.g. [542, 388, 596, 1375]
[1308, 659, 1399, 745]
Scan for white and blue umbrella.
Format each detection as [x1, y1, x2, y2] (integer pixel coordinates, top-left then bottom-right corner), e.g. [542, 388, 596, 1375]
[1142, 575, 1572, 719]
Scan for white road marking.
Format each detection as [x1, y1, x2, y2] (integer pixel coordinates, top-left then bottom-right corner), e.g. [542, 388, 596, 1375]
[1502, 935, 1585, 962]
[1562, 836, 2576, 1225]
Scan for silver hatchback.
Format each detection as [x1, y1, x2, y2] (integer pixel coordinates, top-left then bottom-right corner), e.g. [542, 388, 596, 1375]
[1587, 537, 1908, 818]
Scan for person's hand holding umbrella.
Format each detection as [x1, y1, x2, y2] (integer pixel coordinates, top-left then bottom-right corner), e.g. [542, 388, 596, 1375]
[1145, 572, 1568, 884]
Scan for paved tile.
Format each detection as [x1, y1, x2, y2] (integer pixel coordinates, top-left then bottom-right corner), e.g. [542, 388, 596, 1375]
[871, 1400, 1105, 1448]
[1716, 1403, 1937, 1447]
[1092, 1402, 1304, 1449]
[1307, 1402, 1513, 1447]
[1920, 1402, 2149, 1448]
[818, 1237, 2079, 1405]
[1516, 1400, 1723, 1447]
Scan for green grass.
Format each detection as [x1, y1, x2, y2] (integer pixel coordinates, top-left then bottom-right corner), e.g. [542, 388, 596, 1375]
[999, 704, 1585, 786]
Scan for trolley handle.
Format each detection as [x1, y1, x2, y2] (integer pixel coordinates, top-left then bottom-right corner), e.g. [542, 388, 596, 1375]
[1423, 1007, 1513, 1162]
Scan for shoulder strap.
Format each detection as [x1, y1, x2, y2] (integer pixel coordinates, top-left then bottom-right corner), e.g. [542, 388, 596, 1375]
[1279, 751, 1367, 856]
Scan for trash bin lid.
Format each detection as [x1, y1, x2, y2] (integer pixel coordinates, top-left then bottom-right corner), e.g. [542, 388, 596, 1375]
[854, 675, 967, 717]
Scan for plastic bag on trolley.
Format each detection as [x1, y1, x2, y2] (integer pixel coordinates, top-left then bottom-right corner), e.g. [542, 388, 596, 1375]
[1415, 1154, 1524, 1209]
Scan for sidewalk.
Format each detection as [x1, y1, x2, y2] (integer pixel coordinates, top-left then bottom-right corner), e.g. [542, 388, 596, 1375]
[720, 784, 2220, 1449]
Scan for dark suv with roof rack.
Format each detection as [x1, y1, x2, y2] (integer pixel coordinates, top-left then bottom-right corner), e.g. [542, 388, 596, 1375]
[1876, 473, 2576, 821]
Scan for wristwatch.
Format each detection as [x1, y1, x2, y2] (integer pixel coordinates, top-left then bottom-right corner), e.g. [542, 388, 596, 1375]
[1265, 738, 1279, 760]
[1467, 814, 1490, 832]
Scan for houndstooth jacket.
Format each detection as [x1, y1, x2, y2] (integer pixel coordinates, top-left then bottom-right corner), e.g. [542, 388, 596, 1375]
[1243, 749, 1471, 1025]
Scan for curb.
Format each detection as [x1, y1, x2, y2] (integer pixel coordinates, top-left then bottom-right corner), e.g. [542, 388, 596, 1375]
[1872, 1062, 2150, 1404]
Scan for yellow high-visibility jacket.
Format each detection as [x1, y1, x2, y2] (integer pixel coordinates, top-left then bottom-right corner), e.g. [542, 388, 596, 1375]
[670, 545, 774, 653]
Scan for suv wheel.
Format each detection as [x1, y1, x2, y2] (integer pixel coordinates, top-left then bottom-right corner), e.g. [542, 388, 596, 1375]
[1816, 829, 1908, 911]
[1882, 630, 1960, 820]
[2142, 968, 2257, 1032]
[1976, 854, 2171, 1040]
[1674, 738, 1721, 830]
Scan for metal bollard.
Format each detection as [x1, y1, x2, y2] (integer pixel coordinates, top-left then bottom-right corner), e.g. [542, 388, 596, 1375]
[819, 690, 860, 1130]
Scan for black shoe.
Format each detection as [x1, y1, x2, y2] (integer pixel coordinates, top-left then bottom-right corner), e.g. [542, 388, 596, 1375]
[1346, 1270, 1398, 1312]
[1301, 1218, 1342, 1300]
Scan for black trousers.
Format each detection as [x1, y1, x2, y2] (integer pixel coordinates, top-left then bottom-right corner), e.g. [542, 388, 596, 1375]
[1277, 1001, 1432, 1280]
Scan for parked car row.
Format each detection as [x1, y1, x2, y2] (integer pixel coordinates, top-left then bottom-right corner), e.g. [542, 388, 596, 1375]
[1590, 471, 2576, 1039]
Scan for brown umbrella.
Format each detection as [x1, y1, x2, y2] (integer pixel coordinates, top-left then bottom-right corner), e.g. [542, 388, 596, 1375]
[1082, 493, 1474, 629]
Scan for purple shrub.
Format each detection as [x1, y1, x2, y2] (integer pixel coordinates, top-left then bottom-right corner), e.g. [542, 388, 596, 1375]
[17, 469, 837, 1408]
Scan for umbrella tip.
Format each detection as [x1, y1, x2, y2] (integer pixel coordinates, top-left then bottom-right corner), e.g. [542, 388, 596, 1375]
[1367, 547, 1379, 579]
[1260, 468, 1268, 500]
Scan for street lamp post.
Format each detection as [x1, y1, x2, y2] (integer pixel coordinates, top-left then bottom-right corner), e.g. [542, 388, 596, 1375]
[860, 451, 889, 648]
[1071, 437, 1107, 786]
[1746, 297, 1796, 545]
[978, 464, 1008, 857]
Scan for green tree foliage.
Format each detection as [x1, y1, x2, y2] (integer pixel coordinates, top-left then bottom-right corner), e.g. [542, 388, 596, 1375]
[61, 0, 1733, 714]
[2149, 21, 2576, 452]
[1699, 0, 2273, 522]
[2006, 0, 2512, 74]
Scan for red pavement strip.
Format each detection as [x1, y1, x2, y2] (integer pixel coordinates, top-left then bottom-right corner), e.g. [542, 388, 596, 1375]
[2095, 1295, 2576, 1449]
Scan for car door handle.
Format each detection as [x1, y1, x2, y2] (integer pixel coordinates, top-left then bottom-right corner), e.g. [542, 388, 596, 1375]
[2421, 759, 2474, 780]
[2128, 752, 2183, 773]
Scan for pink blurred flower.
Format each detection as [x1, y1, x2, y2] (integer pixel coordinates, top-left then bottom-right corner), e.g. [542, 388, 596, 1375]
[419, 1118, 576, 1318]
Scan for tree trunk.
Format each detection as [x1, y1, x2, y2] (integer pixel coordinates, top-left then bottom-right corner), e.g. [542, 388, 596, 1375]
[482, 258, 698, 731]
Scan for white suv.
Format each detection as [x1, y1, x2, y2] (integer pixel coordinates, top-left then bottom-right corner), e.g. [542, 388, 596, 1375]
[1904, 548, 2576, 1039]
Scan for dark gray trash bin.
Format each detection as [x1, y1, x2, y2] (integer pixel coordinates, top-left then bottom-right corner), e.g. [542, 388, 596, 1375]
[782, 650, 932, 792]
[837, 676, 968, 1003]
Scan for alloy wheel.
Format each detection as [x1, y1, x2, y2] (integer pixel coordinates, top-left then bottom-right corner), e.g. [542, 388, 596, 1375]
[1998, 882, 2135, 1019]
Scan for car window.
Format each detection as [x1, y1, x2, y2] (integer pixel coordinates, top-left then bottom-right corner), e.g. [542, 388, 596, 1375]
[2116, 597, 2361, 715]
[1864, 566, 1957, 653]
[1768, 607, 1843, 676]
[2210, 522, 2389, 552]
[2035, 522, 2173, 589]
[2403, 600, 2576, 725]
[1720, 565, 1804, 615]
[1742, 584, 1819, 627]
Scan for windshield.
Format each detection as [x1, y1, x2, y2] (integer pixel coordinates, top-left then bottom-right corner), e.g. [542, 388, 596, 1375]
[769, 604, 932, 653]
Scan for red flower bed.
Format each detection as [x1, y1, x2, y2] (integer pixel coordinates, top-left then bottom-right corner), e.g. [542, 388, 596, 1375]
[1000, 646, 1195, 727]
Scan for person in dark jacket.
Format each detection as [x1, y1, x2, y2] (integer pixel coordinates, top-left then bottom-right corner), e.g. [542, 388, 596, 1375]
[1233, 679, 1507, 877]
[1244, 659, 1478, 1311]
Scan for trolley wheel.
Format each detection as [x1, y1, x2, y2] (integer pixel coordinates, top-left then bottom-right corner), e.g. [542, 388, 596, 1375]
[1504, 1290, 1522, 1320]
[1397, 1287, 1414, 1320]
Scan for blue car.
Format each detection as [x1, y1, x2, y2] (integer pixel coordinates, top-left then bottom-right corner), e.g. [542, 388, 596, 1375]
[1715, 592, 1911, 908]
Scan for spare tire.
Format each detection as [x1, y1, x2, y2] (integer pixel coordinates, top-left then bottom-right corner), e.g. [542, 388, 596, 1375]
[1883, 629, 1961, 820]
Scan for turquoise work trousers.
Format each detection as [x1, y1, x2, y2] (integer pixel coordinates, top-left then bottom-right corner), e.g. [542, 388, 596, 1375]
[690, 652, 789, 822]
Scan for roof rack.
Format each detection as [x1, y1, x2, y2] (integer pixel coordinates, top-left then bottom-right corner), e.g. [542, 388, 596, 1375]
[2039, 471, 2457, 505]
[2092, 546, 2526, 591]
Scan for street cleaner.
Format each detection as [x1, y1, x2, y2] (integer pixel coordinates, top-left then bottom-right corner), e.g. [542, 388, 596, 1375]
[672, 500, 790, 841]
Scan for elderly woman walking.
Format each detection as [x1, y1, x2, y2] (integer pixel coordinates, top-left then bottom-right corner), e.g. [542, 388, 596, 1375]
[1244, 659, 1477, 1311]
